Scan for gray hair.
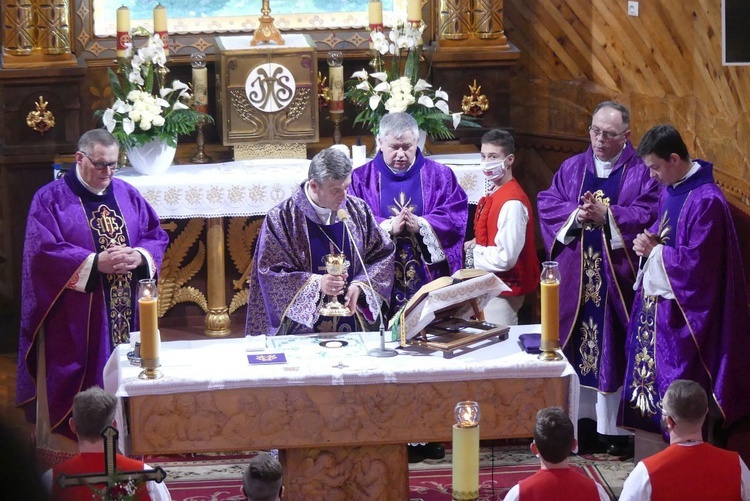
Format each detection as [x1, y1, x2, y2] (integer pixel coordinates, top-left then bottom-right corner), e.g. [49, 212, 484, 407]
[592, 101, 630, 128]
[663, 379, 709, 427]
[71, 386, 118, 441]
[78, 129, 119, 153]
[308, 148, 352, 184]
[377, 112, 419, 142]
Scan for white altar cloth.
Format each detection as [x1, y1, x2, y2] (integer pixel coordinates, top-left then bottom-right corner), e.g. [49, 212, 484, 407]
[104, 325, 579, 440]
[114, 154, 487, 219]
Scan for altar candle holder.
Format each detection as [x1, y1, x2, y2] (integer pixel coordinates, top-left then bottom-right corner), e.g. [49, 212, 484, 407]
[190, 52, 212, 164]
[452, 401, 480, 501]
[138, 279, 162, 379]
[539, 261, 563, 361]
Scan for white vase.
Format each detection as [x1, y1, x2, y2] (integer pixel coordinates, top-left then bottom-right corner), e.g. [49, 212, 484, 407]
[126, 138, 176, 176]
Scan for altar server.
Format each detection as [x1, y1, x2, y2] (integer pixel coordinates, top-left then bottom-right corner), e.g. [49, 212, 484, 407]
[16, 129, 168, 462]
[245, 148, 395, 335]
[349, 112, 468, 317]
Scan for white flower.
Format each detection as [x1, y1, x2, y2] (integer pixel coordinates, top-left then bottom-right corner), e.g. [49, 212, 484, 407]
[351, 69, 369, 80]
[435, 88, 449, 101]
[370, 72, 388, 82]
[414, 79, 432, 92]
[102, 109, 116, 132]
[369, 94, 382, 111]
[373, 81, 390, 93]
[452, 113, 462, 129]
[112, 99, 130, 113]
[172, 101, 189, 111]
[356, 81, 371, 91]
[122, 117, 135, 135]
[418, 95, 435, 108]
[436, 100, 450, 115]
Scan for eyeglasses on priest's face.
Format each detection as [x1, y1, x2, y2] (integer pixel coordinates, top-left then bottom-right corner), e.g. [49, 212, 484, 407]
[588, 125, 628, 140]
[80, 151, 119, 171]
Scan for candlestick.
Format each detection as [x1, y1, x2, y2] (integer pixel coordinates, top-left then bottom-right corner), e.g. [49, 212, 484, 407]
[407, 0, 422, 24]
[153, 3, 168, 52]
[452, 401, 480, 501]
[138, 278, 162, 379]
[539, 261, 563, 361]
[116, 5, 130, 59]
[327, 51, 344, 114]
[368, 0, 383, 31]
[191, 52, 208, 113]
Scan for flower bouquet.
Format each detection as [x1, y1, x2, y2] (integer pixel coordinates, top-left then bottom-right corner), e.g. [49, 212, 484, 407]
[96, 27, 210, 150]
[345, 20, 478, 139]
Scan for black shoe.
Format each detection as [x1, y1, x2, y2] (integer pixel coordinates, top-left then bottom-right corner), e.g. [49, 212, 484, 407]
[422, 442, 446, 460]
[606, 442, 634, 459]
[408, 445, 425, 463]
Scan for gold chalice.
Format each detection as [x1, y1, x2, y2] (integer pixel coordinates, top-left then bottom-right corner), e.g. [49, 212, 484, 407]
[319, 253, 353, 317]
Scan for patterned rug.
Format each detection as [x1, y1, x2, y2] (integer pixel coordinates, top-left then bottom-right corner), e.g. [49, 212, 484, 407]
[147, 444, 634, 500]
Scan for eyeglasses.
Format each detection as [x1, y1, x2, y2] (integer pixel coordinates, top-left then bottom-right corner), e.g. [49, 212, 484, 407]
[81, 152, 119, 171]
[588, 126, 628, 140]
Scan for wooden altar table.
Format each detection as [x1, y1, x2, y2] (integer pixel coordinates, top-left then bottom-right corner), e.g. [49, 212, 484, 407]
[114, 154, 485, 336]
[104, 325, 576, 500]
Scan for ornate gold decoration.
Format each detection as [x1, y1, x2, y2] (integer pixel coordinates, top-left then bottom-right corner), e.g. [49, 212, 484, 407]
[3, 0, 34, 55]
[578, 317, 600, 376]
[582, 245, 602, 307]
[439, 0, 472, 41]
[228, 217, 263, 314]
[251, 0, 285, 46]
[26, 96, 55, 135]
[234, 142, 307, 160]
[438, 0, 508, 48]
[158, 219, 208, 316]
[318, 71, 331, 110]
[229, 89, 265, 127]
[628, 295, 659, 418]
[461, 79, 489, 117]
[656, 211, 672, 245]
[35, 0, 71, 54]
[287, 88, 310, 121]
[388, 191, 417, 216]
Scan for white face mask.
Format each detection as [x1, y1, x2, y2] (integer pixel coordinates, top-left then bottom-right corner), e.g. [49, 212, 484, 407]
[481, 158, 507, 181]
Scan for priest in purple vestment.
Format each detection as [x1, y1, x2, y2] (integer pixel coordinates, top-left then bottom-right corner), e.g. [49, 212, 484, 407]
[537, 102, 660, 455]
[620, 124, 750, 441]
[245, 148, 395, 336]
[16, 129, 168, 455]
[348, 112, 468, 317]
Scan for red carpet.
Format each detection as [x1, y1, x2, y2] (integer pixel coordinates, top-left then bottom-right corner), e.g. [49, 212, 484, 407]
[156, 454, 608, 501]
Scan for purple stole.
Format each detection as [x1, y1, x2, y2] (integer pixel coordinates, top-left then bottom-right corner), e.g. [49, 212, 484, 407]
[306, 218, 357, 332]
[622, 166, 713, 433]
[64, 170, 136, 346]
[566, 167, 624, 389]
[374, 155, 447, 312]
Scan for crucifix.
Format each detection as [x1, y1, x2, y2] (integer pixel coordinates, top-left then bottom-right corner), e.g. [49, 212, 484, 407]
[251, 0, 285, 46]
[56, 425, 167, 492]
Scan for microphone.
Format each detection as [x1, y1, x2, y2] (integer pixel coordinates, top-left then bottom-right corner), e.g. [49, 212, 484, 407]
[337, 208, 397, 357]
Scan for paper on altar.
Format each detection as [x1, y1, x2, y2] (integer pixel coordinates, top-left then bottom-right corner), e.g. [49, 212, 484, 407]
[399, 271, 510, 341]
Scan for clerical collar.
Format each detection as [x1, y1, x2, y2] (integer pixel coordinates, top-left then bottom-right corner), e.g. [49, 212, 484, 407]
[386, 158, 416, 174]
[672, 161, 701, 188]
[593, 148, 624, 177]
[304, 181, 335, 224]
[75, 163, 107, 195]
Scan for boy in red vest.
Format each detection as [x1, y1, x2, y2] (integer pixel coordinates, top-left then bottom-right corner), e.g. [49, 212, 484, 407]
[41, 386, 171, 500]
[505, 407, 609, 500]
[242, 452, 284, 500]
[464, 130, 539, 325]
[620, 379, 750, 500]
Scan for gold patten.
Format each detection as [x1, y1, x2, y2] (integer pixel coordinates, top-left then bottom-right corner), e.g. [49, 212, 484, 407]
[26, 96, 56, 135]
[578, 317, 600, 377]
[628, 295, 659, 418]
[461, 79, 489, 117]
[317, 71, 331, 109]
[250, 0, 285, 46]
[158, 219, 208, 316]
[234, 142, 307, 160]
[582, 246, 602, 307]
[287, 88, 310, 121]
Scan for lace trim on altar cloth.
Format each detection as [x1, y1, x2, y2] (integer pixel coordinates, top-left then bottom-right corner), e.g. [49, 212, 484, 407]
[352, 280, 382, 321]
[418, 217, 447, 263]
[286, 275, 324, 328]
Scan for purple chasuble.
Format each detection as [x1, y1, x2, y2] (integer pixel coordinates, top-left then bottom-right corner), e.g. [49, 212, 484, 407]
[16, 169, 168, 439]
[349, 150, 468, 316]
[620, 160, 750, 433]
[537, 143, 660, 393]
[566, 167, 624, 389]
[245, 184, 395, 336]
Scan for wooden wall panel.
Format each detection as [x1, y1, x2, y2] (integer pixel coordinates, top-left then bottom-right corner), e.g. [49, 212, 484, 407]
[504, 0, 750, 208]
